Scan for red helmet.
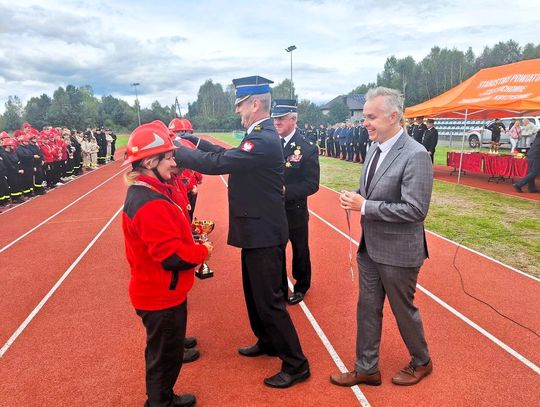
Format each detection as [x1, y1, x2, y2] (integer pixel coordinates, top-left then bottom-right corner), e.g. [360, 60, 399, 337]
[168, 118, 188, 132]
[2, 138, 16, 148]
[123, 121, 179, 166]
[0, 131, 9, 139]
[180, 118, 193, 132]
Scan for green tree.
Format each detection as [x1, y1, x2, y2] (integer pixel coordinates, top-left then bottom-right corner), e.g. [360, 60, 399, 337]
[297, 99, 324, 126]
[327, 100, 350, 123]
[3, 96, 24, 131]
[523, 42, 540, 60]
[272, 79, 297, 100]
[24, 94, 52, 130]
[349, 83, 376, 95]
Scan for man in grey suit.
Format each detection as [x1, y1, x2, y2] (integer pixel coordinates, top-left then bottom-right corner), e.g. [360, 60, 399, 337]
[330, 87, 434, 387]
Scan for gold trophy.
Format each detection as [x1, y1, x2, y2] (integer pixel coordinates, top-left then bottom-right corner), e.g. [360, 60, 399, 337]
[192, 219, 215, 279]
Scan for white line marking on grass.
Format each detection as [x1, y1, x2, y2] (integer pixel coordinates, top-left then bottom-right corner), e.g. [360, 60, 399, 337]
[0, 168, 126, 254]
[319, 184, 540, 282]
[0, 205, 123, 358]
[308, 207, 540, 376]
[218, 175, 369, 406]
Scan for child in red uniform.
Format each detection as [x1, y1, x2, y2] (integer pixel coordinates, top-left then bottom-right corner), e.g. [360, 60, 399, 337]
[122, 121, 212, 407]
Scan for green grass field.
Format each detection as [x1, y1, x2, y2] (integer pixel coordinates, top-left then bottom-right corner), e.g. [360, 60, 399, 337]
[205, 132, 540, 277]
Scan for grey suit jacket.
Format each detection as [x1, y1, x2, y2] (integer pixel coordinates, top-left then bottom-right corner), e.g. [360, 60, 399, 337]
[357, 130, 433, 268]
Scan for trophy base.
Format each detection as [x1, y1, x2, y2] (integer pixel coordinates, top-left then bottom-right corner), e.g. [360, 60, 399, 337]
[195, 263, 214, 280]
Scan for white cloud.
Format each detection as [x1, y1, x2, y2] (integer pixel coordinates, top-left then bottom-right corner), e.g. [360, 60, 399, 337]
[0, 0, 539, 115]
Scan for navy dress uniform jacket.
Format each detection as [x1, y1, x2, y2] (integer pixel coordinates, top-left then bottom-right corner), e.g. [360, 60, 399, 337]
[175, 118, 288, 249]
[283, 130, 320, 227]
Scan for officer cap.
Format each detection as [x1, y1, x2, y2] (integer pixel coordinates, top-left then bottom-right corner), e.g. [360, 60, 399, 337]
[271, 99, 297, 118]
[426, 118, 435, 124]
[232, 75, 273, 105]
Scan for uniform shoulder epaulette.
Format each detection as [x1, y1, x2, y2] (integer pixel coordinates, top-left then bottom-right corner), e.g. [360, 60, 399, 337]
[253, 125, 262, 132]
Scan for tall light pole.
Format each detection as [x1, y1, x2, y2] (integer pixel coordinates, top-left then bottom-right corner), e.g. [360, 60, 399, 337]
[131, 82, 141, 125]
[285, 45, 296, 99]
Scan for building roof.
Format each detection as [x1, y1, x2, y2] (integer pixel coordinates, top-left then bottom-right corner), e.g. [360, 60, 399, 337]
[321, 94, 365, 110]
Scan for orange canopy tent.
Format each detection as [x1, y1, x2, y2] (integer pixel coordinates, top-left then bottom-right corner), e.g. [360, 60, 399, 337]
[404, 58, 540, 119]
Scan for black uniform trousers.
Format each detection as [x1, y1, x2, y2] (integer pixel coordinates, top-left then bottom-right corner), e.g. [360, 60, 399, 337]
[327, 139, 335, 157]
[20, 166, 34, 196]
[335, 142, 341, 158]
[285, 206, 311, 295]
[0, 175, 10, 205]
[136, 301, 187, 407]
[241, 246, 308, 374]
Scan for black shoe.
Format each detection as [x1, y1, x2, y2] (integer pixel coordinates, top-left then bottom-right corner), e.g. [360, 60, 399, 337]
[184, 336, 197, 349]
[183, 348, 200, 363]
[513, 183, 523, 193]
[238, 343, 277, 357]
[288, 292, 304, 305]
[264, 369, 311, 388]
[173, 393, 196, 407]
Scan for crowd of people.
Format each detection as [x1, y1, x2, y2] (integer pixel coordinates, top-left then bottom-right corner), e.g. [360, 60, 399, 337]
[0, 124, 117, 212]
[298, 115, 439, 164]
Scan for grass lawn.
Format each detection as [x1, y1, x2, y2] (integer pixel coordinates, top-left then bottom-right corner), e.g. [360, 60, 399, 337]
[115, 134, 129, 148]
[205, 132, 540, 277]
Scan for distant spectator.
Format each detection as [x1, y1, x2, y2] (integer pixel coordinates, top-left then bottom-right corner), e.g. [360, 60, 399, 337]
[521, 118, 536, 147]
[513, 129, 540, 193]
[487, 118, 506, 143]
[411, 117, 427, 144]
[509, 120, 522, 153]
[422, 119, 439, 163]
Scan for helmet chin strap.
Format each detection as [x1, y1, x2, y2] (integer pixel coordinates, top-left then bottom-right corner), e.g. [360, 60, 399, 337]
[151, 153, 166, 182]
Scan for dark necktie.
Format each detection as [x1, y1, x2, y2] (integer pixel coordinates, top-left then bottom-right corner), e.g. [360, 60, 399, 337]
[365, 147, 381, 191]
[281, 138, 286, 150]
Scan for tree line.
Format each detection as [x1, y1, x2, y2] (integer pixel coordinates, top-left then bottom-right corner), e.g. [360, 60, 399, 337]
[1, 39, 539, 132]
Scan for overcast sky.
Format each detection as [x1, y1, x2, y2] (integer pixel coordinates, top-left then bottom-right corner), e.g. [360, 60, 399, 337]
[1, 0, 539, 114]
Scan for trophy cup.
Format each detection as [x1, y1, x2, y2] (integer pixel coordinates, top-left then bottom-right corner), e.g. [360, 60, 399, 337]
[192, 219, 215, 279]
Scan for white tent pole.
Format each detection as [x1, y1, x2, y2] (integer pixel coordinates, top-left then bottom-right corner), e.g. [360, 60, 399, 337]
[457, 108, 469, 184]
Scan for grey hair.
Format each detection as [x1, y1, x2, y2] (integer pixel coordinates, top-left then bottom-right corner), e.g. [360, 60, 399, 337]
[365, 87, 404, 119]
[252, 93, 271, 113]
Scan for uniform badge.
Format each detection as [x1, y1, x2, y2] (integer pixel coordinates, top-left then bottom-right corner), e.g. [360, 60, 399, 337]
[240, 140, 255, 152]
[285, 162, 292, 168]
[253, 125, 262, 132]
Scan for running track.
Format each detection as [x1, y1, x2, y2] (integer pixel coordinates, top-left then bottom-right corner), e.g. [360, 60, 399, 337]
[0, 143, 538, 406]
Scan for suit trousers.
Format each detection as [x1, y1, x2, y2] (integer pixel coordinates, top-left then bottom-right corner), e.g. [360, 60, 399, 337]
[355, 249, 430, 374]
[136, 302, 187, 407]
[515, 158, 539, 191]
[241, 246, 308, 374]
[285, 207, 311, 294]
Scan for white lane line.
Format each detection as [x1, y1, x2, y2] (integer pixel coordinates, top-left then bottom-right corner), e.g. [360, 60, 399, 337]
[0, 205, 123, 358]
[286, 279, 370, 406]
[308, 208, 540, 375]
[319, 184, 540, 283]
[218, 175, 369, 406]
[0, 157, 120, 216]
[0, 168, 126, 254]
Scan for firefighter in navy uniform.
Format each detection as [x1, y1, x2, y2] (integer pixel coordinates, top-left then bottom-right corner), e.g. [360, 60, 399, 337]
[2, 138, 25, 203]
[0, 134, 11, 209]
[271, 99, 320, 305]
[175, 76, 310, 389]
[16, 134, 35, 197]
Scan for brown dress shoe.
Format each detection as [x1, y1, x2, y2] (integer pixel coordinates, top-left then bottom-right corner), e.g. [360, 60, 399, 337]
[391, 360, 433, 386]
[330, 370, 381, 387]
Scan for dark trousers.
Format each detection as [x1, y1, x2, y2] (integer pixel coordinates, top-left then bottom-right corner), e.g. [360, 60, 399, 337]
[136, 302, 187, 407]
[34, 165, 45, 194]
[20, 166, 34, 196]
[111, 142, 116, 160]
[285, 207, 311, 294]
[188, 192, 197, 221]
[355, 248, 429, 374]
[515, 158, 539, 192]
[0, 175, 10, 204]
[346, 144, 354, 161]
[353, 144, 361, 162]
[241, 246, 308, 374]
[327, 140, 335, 157]
[335, 142, 341, 158]
[360, 143, 367, 163]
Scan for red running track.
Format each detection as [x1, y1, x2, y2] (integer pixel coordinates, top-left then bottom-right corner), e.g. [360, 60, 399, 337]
[0, 142, 538, 406]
